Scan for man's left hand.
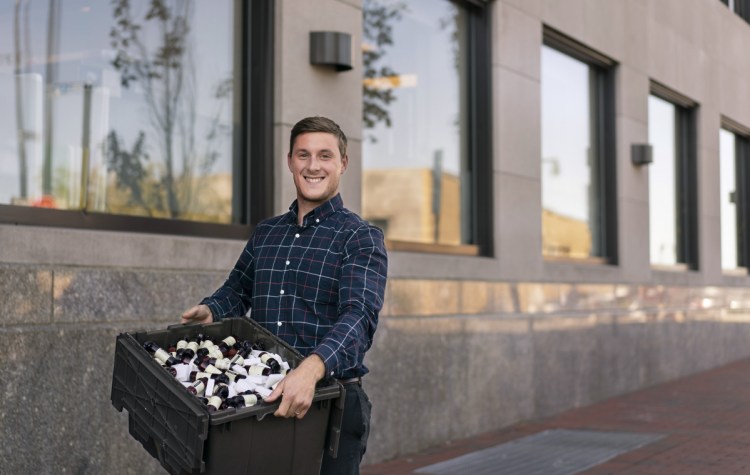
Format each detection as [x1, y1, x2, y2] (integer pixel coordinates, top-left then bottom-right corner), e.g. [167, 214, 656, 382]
[265, 354, 325, 419]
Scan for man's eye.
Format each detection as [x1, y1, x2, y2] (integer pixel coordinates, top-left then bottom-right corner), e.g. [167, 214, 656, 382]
[320, 154, 332, 160]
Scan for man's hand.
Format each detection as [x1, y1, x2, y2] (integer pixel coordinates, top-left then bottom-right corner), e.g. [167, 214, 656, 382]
[181, 304, 213, 325]
[266, 354, 326, 419]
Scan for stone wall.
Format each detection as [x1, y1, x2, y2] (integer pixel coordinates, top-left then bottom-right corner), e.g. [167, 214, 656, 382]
[363, 280, 750, 463]
[4, 267, 750, 473]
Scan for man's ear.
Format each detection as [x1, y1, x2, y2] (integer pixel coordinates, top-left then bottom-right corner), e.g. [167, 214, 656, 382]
[287, 153, 293, 173]
[341, 154, 349, 173]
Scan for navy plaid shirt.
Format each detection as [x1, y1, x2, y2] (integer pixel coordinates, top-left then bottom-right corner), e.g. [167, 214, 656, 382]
[201, 194, 388, 379]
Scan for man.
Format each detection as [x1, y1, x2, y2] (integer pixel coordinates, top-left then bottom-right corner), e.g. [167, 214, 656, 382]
[181, 116, 388, 474]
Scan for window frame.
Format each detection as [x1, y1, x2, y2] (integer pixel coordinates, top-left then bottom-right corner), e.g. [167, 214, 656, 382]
[721, 117, 750, 271]
[374, 0, 495, 257]
[649, 81, 699, 270]
[0, 0, 275, 240]
[467, 0, 494, 258]
[721, 0, 750, 23]
[541, 26, 618, 264]
[364, 0, 494, 257]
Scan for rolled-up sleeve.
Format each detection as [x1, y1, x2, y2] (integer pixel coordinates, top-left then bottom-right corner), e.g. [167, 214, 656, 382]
[313, 225, 388, 376]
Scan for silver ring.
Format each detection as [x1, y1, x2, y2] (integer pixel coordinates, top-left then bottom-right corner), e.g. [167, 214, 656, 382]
[295, 411, 300, 416]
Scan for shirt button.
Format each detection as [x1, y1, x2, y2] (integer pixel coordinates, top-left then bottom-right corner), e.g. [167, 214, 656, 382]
[277, 321, 282, 327]
[315, 219, 320, 223]
[285, 260, 290, 266]
[280, 289, 285, 295]
[295, 233, 300, 238]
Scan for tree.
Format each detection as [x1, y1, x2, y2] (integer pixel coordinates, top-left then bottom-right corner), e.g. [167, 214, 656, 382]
[106, 130, 152, 214]
[109, 0, 194, 218]
[362, 0, 406, 136]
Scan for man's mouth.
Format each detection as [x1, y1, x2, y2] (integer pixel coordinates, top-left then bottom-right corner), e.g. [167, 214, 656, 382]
[304, 176, 325, 183]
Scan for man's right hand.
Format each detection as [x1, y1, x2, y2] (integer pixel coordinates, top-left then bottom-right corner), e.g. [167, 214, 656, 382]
[181, 304, 213, 325]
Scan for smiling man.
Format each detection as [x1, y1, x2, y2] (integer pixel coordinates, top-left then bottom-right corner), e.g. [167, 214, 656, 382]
[181, 116, 388, 474]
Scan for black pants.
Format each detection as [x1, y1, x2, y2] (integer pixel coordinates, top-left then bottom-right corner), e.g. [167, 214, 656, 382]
[320, 383, 371, 475]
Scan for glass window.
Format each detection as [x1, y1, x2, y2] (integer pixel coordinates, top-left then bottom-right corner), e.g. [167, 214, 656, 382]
[1, 1, 241, 225]
[723, 0, 750, 23]
[720, 126, 750, 272]
[540, 42, 615, 260]
[648, 95, 679, 266]
[361, 0, 486, 252]
[720, 129, 739, 270]
[648, 93, 697, 268]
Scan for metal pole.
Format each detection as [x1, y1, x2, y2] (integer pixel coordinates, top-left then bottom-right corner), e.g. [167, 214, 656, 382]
[432, 149, 443, 244]
[80, 84, 92, 211]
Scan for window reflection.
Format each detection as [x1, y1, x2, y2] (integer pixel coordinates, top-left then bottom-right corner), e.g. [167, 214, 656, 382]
[541, 45, 597, 259]
[0, 0, 237, 223]
[648, 95, 678, 266]
[720, 129, 739, 270]
[361, 0, 470, 247]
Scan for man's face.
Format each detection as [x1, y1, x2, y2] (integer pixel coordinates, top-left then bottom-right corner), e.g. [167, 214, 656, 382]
[288, 132, 348, 209]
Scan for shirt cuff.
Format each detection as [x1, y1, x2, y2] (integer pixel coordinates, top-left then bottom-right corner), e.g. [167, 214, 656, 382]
[312, 345, 338, 378]
[200, 298, 224, 322]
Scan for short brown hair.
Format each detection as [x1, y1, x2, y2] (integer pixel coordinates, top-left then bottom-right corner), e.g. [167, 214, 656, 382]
[289, 116, 348, 158]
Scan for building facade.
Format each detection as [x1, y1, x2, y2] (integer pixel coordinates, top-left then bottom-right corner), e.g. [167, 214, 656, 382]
[3, 0, 750, 472]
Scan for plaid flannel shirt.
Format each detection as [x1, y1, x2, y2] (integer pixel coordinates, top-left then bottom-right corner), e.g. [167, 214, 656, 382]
[201, 194, 388, 379]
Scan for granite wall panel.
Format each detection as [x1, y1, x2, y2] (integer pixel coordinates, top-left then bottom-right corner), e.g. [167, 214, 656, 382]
[5, 271, 750, 471]
[0, 266, 53, 326]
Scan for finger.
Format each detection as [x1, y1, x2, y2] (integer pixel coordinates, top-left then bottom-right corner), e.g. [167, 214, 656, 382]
[274, 398, 292, 418]
[265, 382, 284, 403]
[296, 400, 311, 418]
[180, 314, 198, 325]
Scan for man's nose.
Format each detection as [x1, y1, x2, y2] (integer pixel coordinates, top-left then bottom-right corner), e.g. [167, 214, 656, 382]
[308, 156, 321, 170]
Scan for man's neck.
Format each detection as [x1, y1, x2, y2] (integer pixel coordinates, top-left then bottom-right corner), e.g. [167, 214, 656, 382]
[295, 194, 337, 226]
[296, 200, 320, 226]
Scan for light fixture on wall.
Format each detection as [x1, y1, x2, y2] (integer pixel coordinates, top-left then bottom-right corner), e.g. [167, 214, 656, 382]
[309, 31, 353, 72]
[631, 144, 653, 166]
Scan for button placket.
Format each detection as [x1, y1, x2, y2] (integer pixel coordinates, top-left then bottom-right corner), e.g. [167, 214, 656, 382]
[277, 225, 299, 329]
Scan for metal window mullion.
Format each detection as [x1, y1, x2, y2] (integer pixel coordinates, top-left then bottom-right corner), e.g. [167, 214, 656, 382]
[676, 106, 698, 269]
[737, 136, 750, 269]
[468, 2, 493, 257]
[232, 0, 247, 225]
[675, 107, 686, 265]
[601, 67, 618, 264]
[588, 67, 604, 258]
[248, 0, 275, 226]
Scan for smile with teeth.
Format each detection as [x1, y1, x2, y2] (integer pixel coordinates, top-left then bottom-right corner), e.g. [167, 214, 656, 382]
[305, 176, 325, 183]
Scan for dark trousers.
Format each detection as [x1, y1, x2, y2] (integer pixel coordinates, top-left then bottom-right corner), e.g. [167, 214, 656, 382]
[320, 383, 371, 475]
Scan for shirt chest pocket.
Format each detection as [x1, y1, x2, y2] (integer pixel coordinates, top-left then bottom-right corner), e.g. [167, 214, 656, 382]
[292, 248, 340, 304]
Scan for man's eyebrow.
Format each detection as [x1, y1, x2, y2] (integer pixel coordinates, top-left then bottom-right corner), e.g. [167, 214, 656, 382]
[295, 148, 335, 154]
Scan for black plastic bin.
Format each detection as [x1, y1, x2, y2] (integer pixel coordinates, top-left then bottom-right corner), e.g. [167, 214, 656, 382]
[111, 317, 344, 475]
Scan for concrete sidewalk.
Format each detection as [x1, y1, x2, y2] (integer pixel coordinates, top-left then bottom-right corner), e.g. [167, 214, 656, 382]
[362, 358, 750, 474]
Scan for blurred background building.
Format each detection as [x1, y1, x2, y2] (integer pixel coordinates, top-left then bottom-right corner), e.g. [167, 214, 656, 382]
[3, 0, 750, 472]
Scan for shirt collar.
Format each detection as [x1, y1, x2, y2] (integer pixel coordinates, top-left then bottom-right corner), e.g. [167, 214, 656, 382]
[288, 193, 343, 227]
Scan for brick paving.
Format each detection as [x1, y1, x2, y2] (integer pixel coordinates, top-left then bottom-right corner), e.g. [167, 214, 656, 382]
[362, 358, 750, 474]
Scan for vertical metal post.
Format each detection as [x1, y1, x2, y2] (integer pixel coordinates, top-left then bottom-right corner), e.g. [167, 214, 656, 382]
[432, 149, 443, 244]
[80, 83, 92, 211]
